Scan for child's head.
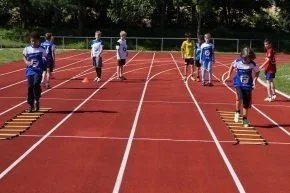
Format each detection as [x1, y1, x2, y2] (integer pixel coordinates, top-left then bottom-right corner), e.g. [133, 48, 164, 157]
[240, 47, 256, 64]
[45, 33, 52, 41]
[264, 39, 272, 49]
[120, 31, 127, 39]
[185, 32, 191, 41]
[95, 30, 102, 39]
[30, 31, 40, 47]
[204, 33, 211, 42]
[198, 35, 204, 44]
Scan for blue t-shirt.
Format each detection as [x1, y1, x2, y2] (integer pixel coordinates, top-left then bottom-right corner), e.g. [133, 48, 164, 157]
[23, 45, 46, 76]
[195, 43, 202, 60]
[200, 42, 214, 62]
[232, 57, 260, 90]
[41, 40, 55, 61]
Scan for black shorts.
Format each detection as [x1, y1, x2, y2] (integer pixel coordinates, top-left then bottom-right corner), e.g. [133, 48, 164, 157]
[45, 59, 55, 72]
[93, 56, 103, 68]
[184, 58, 194, 65]
[118, 59, 126, 66]
[195, 60, 201, 67]
[236, 87, 252, 109]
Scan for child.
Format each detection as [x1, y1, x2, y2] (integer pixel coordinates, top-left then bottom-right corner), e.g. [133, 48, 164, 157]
[200, 33, 215, 86]
[181, 32, 195, 82]
[91, 30, 104, 82]
[116, 31, 128, 80]
[225, 47, 260, 127]
[23, 31, 46, 112]
[260, 39, 277, 102]
[41, 33, 56, 88]
[194, 35, 204, 82]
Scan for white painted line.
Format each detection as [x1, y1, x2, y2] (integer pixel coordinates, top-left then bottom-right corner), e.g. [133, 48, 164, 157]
[0, 52, 141, 180]
[112, 53, 155, 193]
[221, 71, 290, 137]
[171, 54, 246, 193]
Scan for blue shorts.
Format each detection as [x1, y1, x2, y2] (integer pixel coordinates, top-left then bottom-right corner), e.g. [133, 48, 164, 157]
[201, 61, 213, 71]
[265, 73, 275, 80]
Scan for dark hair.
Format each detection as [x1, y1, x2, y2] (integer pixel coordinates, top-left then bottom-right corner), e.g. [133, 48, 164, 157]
[240, 47, 256, 60]
[185, 32, 191, 38]
[264, 39, 272, 44]
[30, 31, 40, 39]
[45, 33, 52, 40]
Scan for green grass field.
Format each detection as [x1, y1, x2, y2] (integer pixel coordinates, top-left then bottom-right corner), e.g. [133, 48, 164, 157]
[260, 63, 290, 95]
[0, 49, 23, 65]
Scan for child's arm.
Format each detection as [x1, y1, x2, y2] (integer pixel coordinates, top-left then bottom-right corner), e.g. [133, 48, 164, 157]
[116, 42, 121, 60]
[252, 65, 260, 88]
[22, 48, 30, 65]
[225, 61, 235, 82]
[212, 44, 215, 63]
[181, 42, 185, 59]
[260, 57, 270, 70]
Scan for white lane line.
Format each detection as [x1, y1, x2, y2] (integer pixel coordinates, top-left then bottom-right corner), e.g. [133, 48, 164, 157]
[20, 134, 290, 145]
[0, 52, 88, 77]
[220, 71, 290, 137]
[0, 55, 116, 116]
[112, 53, 155, 193]
[0, 52, 141, 180]
[171, 54, 246, 193]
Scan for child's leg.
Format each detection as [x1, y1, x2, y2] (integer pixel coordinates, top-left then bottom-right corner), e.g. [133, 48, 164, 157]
[270, 80, 276, 95]
[208, 62, 213, 84]
[242, 90, 252, 126]
[46, 68, 51, 86]
[27, 75, 34, 109]
[201, 68, 206, 83]
[183, 63, 187, 76]
[117, 65, 120, 77]
[33, 74, 42, 110]
[41, 71, 46, 84]
[96, 68, 102, 78]
[190, 64, 194, 77]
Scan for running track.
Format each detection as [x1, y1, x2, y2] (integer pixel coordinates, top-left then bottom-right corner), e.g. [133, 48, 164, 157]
[0, 51, 289, 193]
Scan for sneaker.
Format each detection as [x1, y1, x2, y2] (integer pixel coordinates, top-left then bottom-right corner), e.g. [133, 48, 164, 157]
[116, 77, 121, 80]
[34, 101, 40, 112]
[243, 119, 251, 128]
[94, 77, 98, 81]
[26, 106, 34, 113]
[234, 112, 240, 123]
[97, 78, 101, 82]
[272, 94, 277, 100]
[202, 82, 206, 86]
[264, 97, 272, 102]
[208, 82, 214, 87]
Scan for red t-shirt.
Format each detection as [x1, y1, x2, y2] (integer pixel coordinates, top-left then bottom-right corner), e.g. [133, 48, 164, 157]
[265, 47, 276, 73]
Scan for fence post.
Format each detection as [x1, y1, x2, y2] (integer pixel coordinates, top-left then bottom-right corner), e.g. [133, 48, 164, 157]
[161, 38, 164, 51]
[250, 40, 252, 48]
[236, 39, 239, 53]
[136, 38, 138, 51]
[110, 38, 113, 50]
[62, 36, 65, 50]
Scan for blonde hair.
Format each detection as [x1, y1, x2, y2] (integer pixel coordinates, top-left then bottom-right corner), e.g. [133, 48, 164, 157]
[204, 33, 211, 39]
[120, 30, 127, 36]
[95, 30, 102, 35]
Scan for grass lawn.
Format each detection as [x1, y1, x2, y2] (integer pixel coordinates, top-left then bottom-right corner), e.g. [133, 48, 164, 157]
[0, 49, 23, 65]
[260, 63, 290, 95]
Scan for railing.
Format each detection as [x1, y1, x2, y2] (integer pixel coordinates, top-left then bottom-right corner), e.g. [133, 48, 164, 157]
[1, 35, 289, 53]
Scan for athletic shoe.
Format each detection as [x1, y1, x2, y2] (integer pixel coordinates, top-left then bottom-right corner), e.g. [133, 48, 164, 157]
[208, 82, 214, 87]
[34, 101, 40, 112]
[264, 97, 272, 102]
[94, 77, 98, 81]
[243, 119, 250, 128]
[26, 106, 34, 113]
[234, 112, 240, 123]
[97, 78, 101, 82]
[116, 77, 121, 80]
[202, 82, 206, 86]
[272, 94, 277, 100]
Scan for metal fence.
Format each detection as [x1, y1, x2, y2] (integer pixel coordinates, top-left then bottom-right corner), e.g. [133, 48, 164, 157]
[1, 35, 290, 53]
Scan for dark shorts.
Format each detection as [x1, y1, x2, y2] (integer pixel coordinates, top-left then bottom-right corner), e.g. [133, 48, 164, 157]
[93, 57, 103, 68]
[45, 59, 55, 72]
[236, 87, 252, 109]
[184, 58, 194, 65]
[118, 59, 126, 66]
[195, 60, 201, 67]
[265, 73, 275, 80]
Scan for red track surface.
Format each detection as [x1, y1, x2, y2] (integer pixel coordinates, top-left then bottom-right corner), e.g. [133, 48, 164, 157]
[0, 51, 289, 193]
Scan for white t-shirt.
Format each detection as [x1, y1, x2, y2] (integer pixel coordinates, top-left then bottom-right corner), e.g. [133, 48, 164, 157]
[91, 39, 104, 57]
[116, 39, 127, 60]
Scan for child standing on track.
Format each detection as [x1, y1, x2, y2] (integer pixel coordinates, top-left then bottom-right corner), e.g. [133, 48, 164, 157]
[181, 32, 195, 82]
[41, 33, 56, 89]
[116, 31, 128, 80]
[91, 30, 104, 82]
[260, 39, 277, 102]
[200, 33, 215, 86]
[225, 47, 260, 127]
[194, 35, 204, 82]
[23, 31, 46, 112]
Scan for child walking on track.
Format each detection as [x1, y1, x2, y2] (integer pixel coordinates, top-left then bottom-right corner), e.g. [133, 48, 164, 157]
[194, 35, 204, 82]
[41, 33, 56, 89]
[200, 33, 215, 86]
[23, 31, 46, 112]
[91, 31, 104, 82]
[225, 47, 260, 127]
[260, 39, 277, 102]
[116, 31, 128, 80]
[181, 32, 195, 82]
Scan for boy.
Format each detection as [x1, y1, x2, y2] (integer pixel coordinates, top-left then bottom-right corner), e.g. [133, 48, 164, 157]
[194, 35, 204, 82]
[41, 33, 56, 88]
[200, 33, 215, 86]
[181, 32, 195, 82]
[116, 31, 128, 80]
[260, 39, 277, 102]
[225, 47, 260, 127]
[23, 31, 46, 112]
[91, 30, 104, 82]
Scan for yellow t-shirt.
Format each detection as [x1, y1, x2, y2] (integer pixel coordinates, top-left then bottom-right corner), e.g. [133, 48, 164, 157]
[181, 40, 195, 59]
